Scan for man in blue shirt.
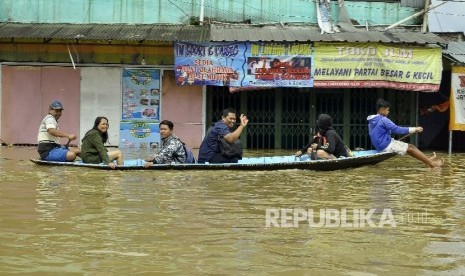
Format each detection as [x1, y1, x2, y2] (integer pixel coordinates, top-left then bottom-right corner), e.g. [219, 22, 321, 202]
[198, 108, 249, 163]
[367, 99, 443, 168]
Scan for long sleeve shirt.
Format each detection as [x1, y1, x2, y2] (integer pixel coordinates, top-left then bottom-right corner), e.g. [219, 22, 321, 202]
[153, 134, 186, 164]
[80, 129, 110, 164]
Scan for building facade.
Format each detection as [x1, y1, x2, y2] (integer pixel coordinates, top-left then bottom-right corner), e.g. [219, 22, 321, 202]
[1, 0, 459, 150]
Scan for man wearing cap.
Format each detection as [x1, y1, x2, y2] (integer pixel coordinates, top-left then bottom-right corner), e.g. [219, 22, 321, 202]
[37, 100, 81, 161]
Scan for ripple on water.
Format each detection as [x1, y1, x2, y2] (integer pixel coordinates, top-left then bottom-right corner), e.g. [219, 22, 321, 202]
[0, 147, 464, 274]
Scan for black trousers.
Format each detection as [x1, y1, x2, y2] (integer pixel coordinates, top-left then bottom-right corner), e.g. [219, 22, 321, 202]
[209, 152, 239, 164]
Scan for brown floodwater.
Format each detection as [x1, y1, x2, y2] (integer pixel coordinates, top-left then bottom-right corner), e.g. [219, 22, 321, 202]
[0, 146, 464, 275]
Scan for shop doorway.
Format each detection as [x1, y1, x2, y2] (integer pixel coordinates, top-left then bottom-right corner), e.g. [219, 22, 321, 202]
[206, 87, 415, 150]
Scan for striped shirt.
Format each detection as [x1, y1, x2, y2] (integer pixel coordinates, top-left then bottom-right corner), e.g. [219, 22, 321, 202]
[37, 114, 60, 144]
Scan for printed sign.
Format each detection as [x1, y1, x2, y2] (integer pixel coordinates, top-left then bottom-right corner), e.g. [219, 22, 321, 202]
[312, 42, 442, 91]
[174, 42, 314, 88]
[449, 66, 465, 131]
[122, 69, 161, 121]
[119, 122, 160, 148]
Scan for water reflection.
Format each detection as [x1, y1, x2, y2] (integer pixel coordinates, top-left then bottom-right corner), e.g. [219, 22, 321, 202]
[0, 147, 464, 274]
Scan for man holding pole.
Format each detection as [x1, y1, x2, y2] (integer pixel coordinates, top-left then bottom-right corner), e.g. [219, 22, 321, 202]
[37, 100, 80, 162]
[367, 99, 443, 168]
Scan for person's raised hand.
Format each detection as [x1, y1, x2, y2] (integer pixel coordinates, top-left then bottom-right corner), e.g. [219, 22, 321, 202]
[240, 114, 249, 127]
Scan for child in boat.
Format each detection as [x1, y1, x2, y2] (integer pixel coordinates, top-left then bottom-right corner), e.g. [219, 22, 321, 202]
[367, 99, 443, 168]
[81, 116, 123, 169]
[295, 114, 351, 160]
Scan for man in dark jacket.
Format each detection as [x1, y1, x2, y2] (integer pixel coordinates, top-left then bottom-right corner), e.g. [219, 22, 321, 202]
[198, 108, 249, 163]
[296, 114, 351, 159]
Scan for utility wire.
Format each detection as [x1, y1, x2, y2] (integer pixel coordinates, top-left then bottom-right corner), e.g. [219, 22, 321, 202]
[167, 0, 191, 17]
[171, 0, 465, 24]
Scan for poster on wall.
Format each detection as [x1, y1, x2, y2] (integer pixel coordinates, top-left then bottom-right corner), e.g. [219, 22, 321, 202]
[122, 68, 161, 121]
[312, 42, 442, 92]
[119, 122, 160, 149]
[174, 41, 314, 88]
[449, 66, 465, 131]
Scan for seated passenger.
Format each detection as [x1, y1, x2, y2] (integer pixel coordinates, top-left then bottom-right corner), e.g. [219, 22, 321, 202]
[80, 116, 123, 169]
[198, 107, 249, 164]
[143, 120, 186, 167]
[295, 114, 351, 160]
[37, 100, 81, 162]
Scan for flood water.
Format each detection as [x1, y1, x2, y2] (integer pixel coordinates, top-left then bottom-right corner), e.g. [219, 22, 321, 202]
[1, 146, 464, 275]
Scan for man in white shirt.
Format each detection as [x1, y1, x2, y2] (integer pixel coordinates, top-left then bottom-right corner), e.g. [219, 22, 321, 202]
[37, 100, 80, 161]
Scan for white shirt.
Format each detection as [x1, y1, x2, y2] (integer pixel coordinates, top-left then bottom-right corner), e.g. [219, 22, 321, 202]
[37, 114, 60, 144]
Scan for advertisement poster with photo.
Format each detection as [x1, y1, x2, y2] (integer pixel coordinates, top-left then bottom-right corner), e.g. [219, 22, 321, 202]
[119, 121, 160, 149]
[174, 42, 314, 88]
[122, 69, 161, 121]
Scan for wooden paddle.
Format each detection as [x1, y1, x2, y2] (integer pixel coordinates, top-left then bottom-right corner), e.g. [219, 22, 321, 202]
[65, 139, 71, 149]
[398, 132, 415, 141]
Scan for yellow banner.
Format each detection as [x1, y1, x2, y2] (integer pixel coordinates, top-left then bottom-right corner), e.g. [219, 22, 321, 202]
[313, 42, 442, 91]
[449, 66, 465, 131]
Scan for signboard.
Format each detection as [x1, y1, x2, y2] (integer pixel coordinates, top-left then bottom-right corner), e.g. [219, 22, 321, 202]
[175, 41, 443, 92]
[312, 42, 442, 91]
[121, 68, 161, 148]
[119, 122, 160, 149]
[174, 42, 314, 88]
[449, 66, 465, 131]
[122, 69, 161, 121]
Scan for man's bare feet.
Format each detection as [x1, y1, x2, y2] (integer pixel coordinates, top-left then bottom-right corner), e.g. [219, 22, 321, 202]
[431, 159, 444, 168]
[429, 152, 444, 168]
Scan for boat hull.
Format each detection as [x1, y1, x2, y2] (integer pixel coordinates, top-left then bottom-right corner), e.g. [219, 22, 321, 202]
[30, 150, 395, 171]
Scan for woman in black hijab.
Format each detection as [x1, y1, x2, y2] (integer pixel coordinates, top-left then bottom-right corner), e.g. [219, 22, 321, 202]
[295, 114, 351, 159]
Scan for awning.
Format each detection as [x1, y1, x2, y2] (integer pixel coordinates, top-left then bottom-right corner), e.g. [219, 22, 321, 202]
[443, 41, 465, 65]
[0, 22, 448, 46]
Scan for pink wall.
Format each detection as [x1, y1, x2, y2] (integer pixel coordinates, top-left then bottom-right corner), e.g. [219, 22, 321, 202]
[1, 66, 80, 145]
[39, 67, 81, 144]
[2, 66, 41, 144]
[161, 70, 203, 148]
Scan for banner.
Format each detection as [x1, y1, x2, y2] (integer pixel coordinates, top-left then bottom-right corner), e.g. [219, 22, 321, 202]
[449, 66, 465, 131]
[119, 122, 160, 148]
[174, 42, 314, 87]
[312, 42, 442, 92]
[122, 69, 161, 121]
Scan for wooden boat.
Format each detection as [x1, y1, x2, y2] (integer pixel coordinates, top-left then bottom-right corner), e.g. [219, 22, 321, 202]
[30, 150, 395, 171]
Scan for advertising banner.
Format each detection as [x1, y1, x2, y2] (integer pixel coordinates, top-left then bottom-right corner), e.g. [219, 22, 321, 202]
[122, 69, 161, 121]
[174, 42, 314, 88]
[449, 66, 465, 131]
[119, 122, 160, 149]
[121, 68, 161, 148]
[313, 42, 442, 91]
